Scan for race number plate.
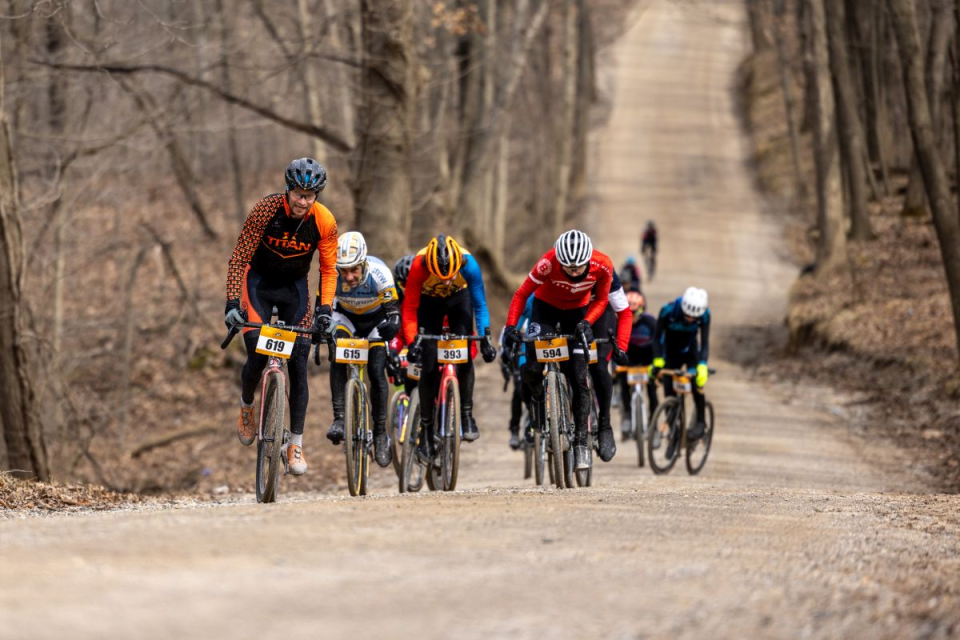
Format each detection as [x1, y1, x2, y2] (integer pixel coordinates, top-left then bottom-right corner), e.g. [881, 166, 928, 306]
[675, 376, 692, 393]
[588, 341, 598, 365]
[255, 326, 297, 359]
[335, 338, 370, 364]
[627, 366, 649, 385]
[437, 339, 468, 364]
[535, 337, 569, 363]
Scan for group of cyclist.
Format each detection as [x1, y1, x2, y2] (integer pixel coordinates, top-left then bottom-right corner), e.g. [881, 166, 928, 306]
[224, 159, 710, 479]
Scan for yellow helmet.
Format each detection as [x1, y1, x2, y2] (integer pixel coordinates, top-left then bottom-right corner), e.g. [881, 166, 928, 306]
[424, 235, 463, 280]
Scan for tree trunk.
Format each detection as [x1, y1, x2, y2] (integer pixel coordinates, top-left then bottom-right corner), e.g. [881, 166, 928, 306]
[889, 0, 960, 363]
[353, 0, 416, 255]
[901, 0, 954, 217]
[570, 0, 594, 202]
[551, 0, 579, 237]
[298, 0, 326, 165]
[824, 0, 873, 239]
[774, 0, 806, 200]
[216, 0, 246, 224]
[803, 0, 847, 274]
[0, 35, 50, 480]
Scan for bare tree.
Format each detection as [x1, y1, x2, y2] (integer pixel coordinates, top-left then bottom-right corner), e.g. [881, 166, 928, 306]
[824, 0, 873, 239]
[803, 0, 847, 274]
[0, 35, 50, 480]
[889, 0, 960, 362]
[353, 0, 416, 253]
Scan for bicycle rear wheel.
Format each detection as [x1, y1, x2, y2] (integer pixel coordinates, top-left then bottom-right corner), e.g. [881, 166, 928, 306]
[387, 389, 407, 478]
[399, 389, 425, 493]
[256, 372, 286, 504]
[343, 378, 367, 497]
[359, 399, 372, 496]
[648, 397, 681, 475]
[440, 377, 461, 491]
[685, 400, 714, 475]
[546, 371, 565, 490]
[633, 389, 646, 468]
[523, 441, 533, 479]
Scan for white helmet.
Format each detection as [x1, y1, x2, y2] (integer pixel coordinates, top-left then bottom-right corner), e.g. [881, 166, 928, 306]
[554, 230, 593, 268]
[337, 231, 368, 271]
[681, 287, 708, 318]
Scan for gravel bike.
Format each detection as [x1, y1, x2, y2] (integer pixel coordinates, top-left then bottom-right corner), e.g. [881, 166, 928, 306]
[647, 368, 716, 475]
[401, 331, 484, 492]
[512, 327, 592, 490]
[221, 319, 315, 504]
[613, 358, 653, 468]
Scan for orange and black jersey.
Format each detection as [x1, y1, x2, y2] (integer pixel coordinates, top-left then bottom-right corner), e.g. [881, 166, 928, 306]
[226, 193, 338, 307]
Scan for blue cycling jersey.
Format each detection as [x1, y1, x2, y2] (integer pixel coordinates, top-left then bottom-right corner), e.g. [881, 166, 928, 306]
[653, 297, 711, 363]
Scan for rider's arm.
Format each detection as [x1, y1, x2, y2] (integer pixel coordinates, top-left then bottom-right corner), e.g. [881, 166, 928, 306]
[583, 263, 612, 325]
[225, 196, 275, 303]
[313, 203, 339, 308]
[652, 307, 668, 360]
[401, 256, 427, 344]
[461, 254, 491, 334]
[506, 276, 539, 326]
[698, 310, 711, 364]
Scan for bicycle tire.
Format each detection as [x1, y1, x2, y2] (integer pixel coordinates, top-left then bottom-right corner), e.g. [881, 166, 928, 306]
[359, 393, 371, 496]
[400, 389, 425, 493]
[534, 428, 546, 485]
[256, 372, 286, 504]
[633, 388, 645, 468]
[559, 381, 578, 489]
[578, 388, 597, 487]
[685, 400, 714, 475]
[387, 389, 406, 478]
[441, 377, 461, 491]
[648, 397, 681, 475]
[344, 377, 365, 496]
[523, 442, 533, 479]
[546, 371, 565, 489]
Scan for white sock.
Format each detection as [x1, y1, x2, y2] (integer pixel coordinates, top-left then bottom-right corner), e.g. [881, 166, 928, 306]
[240, 397, 254, 408]
[290, 433, 303, 447]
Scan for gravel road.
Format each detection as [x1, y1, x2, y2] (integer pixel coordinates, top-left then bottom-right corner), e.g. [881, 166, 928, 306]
[2, 2, 957, 638]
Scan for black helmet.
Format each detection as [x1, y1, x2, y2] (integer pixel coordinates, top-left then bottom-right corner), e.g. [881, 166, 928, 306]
[284, 158, 327, 193]
[394, 254, 414, 285]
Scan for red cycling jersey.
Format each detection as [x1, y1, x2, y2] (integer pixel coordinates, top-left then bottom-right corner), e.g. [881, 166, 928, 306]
[506, 248, 613, 326]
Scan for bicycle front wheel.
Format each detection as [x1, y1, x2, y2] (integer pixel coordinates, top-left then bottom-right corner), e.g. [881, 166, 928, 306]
[343, 377, 367, 497]
[387, 389, 407, 478]
[399, 388, 425, 493]
[440, 377, 461, 491]
[685, 400, 714, 475]
[533, 427, 546, 485]
[256, 372, 286, 504]
[648, 397, 681, 475]
[546, 371, 566, 490]
[634, 389, 646, 468]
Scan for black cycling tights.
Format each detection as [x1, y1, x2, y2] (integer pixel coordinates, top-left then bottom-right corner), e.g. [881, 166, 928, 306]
[241, 336, 311, 435]
[589, 358, 613, 428]
[329, 344, 389, 431]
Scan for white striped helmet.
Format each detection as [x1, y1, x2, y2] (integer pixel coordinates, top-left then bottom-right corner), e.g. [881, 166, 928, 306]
[337, 231, 368, 271]
[554, 230, 593, 268]
[681, 287, 708, 318]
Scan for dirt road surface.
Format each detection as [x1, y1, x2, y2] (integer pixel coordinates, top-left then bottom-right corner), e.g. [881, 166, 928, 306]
[3, 2, 958, 638]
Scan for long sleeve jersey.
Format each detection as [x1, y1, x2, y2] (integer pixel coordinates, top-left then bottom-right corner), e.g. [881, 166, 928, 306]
[226, 193, 338, 308]
[401, 249, 491, 344]
[653, 297, 711, 363]
[506, 248, 613, 327]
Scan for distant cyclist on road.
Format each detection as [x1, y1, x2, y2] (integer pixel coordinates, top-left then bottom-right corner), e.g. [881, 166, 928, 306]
[501, 295, 534, 450]
[502, 230, 615, 470]
[224, 158, 337, 476]
[641, 220, 658, 281]
[619, 256, 642, 292]
[651, 287, 710, 447]
[325, 232, 400, 468]
[619, 288, 659, 439]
